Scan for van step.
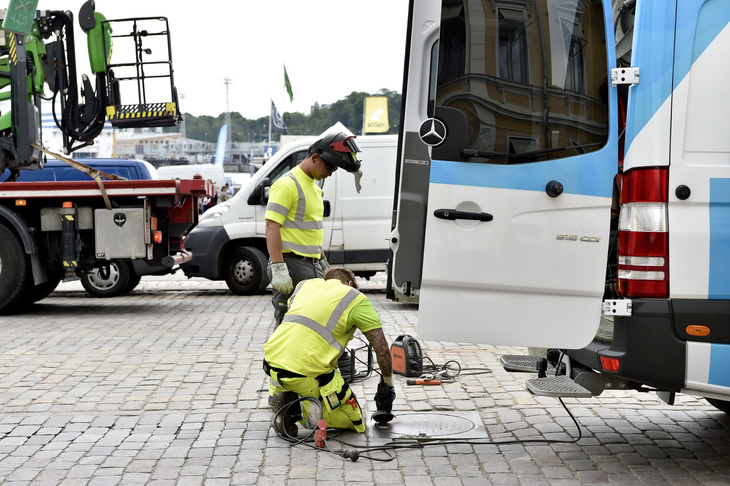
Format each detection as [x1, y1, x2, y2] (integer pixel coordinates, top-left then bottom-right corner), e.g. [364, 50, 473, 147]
[525, 375, 593, 398]
[500, 354, 556, 373]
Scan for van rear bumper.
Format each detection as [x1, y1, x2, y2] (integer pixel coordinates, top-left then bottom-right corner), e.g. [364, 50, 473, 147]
[568, 298, 730, 391]
[180, 225, 230, 279]
[568, 299, 686, 391]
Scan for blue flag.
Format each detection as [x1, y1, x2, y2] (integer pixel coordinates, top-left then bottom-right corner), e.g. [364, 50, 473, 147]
[271, 101, 287, 134]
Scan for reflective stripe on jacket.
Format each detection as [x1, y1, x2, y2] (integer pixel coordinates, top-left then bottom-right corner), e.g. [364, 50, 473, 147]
[263, 278, 366, 377]
[265, 167, 323, 258]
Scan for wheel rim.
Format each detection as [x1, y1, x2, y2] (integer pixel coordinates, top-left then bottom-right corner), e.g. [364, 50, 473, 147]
[232, 258, 254, 285]
[86, 263, 121, 291]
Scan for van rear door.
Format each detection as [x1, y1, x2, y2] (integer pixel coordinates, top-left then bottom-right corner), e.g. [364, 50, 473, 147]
[389, 0, 618, 348]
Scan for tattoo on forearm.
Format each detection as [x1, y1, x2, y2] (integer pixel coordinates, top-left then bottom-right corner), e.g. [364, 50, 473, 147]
[365, 329, 392, 377]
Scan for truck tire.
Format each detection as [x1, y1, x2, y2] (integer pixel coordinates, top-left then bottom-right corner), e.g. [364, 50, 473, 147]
[80, 259, 131, 298]
[707, 398, 730, 416]
[224, 246, 269, 295]
[25, 270, 63, 304]
[0, 223, 29, 313]
[123, 268, 142, 294]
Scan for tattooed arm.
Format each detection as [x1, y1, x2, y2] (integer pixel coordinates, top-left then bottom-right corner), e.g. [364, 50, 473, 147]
[363, 328, 393, 386]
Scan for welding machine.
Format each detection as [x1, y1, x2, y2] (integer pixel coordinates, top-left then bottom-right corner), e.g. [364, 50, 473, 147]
[391, 334, 423, 377]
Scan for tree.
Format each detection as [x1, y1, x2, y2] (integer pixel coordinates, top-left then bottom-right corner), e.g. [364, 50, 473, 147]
[178, 89, 401, 142]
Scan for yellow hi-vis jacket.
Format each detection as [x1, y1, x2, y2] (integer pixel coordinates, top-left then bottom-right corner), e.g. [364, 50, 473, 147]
[265, 166, 324, 258]
[263, 278, 382, 377]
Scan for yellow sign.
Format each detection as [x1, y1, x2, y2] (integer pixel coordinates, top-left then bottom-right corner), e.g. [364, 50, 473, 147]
[363, 97, 389, 133]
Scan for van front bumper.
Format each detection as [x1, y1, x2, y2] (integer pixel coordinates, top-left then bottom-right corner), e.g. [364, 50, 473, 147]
[180, 225, 230, 279]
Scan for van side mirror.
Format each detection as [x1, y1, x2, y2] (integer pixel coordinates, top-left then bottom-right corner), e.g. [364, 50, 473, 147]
[248, 177, 271, 205]
[323, 200, 331, 217]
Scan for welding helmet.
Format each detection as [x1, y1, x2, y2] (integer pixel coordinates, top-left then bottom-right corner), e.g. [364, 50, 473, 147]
[309, 132, 362, 173]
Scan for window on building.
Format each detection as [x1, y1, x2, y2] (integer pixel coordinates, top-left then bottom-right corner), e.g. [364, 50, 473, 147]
[498, 7, 530, 83]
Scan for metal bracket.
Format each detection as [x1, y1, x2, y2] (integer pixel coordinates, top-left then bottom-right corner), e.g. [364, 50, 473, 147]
[611, 67, 640, 87]
[602, 299, 632, 316]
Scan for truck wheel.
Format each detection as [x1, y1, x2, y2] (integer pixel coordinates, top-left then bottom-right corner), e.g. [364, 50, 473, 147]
[80, 259, 131, 298]
[0, 224, 29, 313]
[123, 268, 142, 294]
[707, 398, 730, 416]
[26, 270, 63, 303]
[224, 246, 269, 295]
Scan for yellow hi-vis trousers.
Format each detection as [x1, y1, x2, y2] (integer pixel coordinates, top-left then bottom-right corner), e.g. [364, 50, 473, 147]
[269, 369, 365, 433]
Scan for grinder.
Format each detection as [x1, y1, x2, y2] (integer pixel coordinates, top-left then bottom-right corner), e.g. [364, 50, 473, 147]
[371, 378, 396, 424]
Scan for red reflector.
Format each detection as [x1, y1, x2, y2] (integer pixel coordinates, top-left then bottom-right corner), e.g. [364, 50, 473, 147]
[152, 230, 163, 244]
[600, 356, 620, 372]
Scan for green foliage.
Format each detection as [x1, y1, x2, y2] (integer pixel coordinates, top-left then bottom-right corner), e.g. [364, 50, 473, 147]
[180, 89, 401, 142]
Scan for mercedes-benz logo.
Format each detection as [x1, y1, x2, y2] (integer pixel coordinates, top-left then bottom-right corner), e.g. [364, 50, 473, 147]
[418, 118, 447, 146]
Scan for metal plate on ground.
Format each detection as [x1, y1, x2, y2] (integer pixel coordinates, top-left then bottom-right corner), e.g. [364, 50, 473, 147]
[366, 411, 488, 440]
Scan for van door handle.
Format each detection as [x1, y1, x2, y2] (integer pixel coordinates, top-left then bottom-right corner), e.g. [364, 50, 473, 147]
[434, 209, 493, 222]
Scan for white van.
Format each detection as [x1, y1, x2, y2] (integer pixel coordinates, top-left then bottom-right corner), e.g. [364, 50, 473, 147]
[180, 133, 398, 294]
[157, 164, 227, 193]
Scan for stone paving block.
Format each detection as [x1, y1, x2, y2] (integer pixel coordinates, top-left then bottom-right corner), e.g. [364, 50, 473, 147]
[0, 275, 726, 486]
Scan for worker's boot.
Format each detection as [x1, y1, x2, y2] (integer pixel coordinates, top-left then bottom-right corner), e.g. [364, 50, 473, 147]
[270, 391, 301, 437]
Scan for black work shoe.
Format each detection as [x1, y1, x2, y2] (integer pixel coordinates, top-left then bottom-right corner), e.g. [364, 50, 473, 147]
[270, 391, 298, 413]
[270, 391, 301, 437]
[274, 414, 299, 437]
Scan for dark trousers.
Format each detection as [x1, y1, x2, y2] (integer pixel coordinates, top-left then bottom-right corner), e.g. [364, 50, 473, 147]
[268, 255, 323, 327]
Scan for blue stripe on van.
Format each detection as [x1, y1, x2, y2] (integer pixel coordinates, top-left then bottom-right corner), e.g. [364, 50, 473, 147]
[624, 2, 677, 156]
[709, 179, 730, 299]
[674, 2, 730, 90]
[709, 343, 730, 387]
[430, 155, 614, 199]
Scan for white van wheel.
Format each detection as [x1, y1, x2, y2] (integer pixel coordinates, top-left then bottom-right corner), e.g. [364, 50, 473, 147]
[80, 260, 131, 297]
[224, 247, 269, 295]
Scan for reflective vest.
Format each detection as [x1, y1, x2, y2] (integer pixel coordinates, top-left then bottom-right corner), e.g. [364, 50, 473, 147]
[263, 278, 366, 377]
[265, 167, 323, 258]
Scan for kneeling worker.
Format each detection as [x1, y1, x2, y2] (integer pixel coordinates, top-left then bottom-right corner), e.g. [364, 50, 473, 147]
[263, 267, 396, 435]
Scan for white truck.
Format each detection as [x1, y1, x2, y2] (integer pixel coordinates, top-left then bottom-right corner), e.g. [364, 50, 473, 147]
[388, 0, 730, 415]
[181, 130, 398, 294]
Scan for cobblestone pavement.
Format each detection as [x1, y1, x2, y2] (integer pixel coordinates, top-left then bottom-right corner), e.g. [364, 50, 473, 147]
[0, 274, 728, 485]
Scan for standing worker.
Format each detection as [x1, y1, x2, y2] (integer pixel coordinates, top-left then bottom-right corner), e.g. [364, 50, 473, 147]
[263, 267, 396, 436]
[265, 132, 363, 326]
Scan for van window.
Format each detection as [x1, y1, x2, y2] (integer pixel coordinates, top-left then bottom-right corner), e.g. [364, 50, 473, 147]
[267, 150, 323, 187]
[434, 0, 608, 165]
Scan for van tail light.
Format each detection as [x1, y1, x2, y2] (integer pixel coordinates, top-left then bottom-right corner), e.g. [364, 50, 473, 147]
[617, 168, 668, 298]
[152, 230, 163, 244]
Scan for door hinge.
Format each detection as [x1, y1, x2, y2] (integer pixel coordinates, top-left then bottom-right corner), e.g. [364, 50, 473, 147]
[611, 67, 639, 87]
[602, 299, 632, 316]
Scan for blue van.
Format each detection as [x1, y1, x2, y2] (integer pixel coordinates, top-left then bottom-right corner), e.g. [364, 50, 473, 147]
[0, 158, 158, 182]
[1, 158, 159, 297]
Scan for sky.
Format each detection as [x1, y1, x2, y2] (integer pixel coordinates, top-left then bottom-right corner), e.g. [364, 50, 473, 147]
[34, 0, 410, 119]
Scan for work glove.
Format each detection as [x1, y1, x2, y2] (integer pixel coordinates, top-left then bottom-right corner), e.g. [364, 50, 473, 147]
[374, 378, 396, 413]
[270, 262, 293, 294]
[372, 377, 396, 424]
[320, 256, 331, 273]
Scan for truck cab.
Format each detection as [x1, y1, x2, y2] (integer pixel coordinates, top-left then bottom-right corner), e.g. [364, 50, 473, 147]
[389, 0, 730, 414]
